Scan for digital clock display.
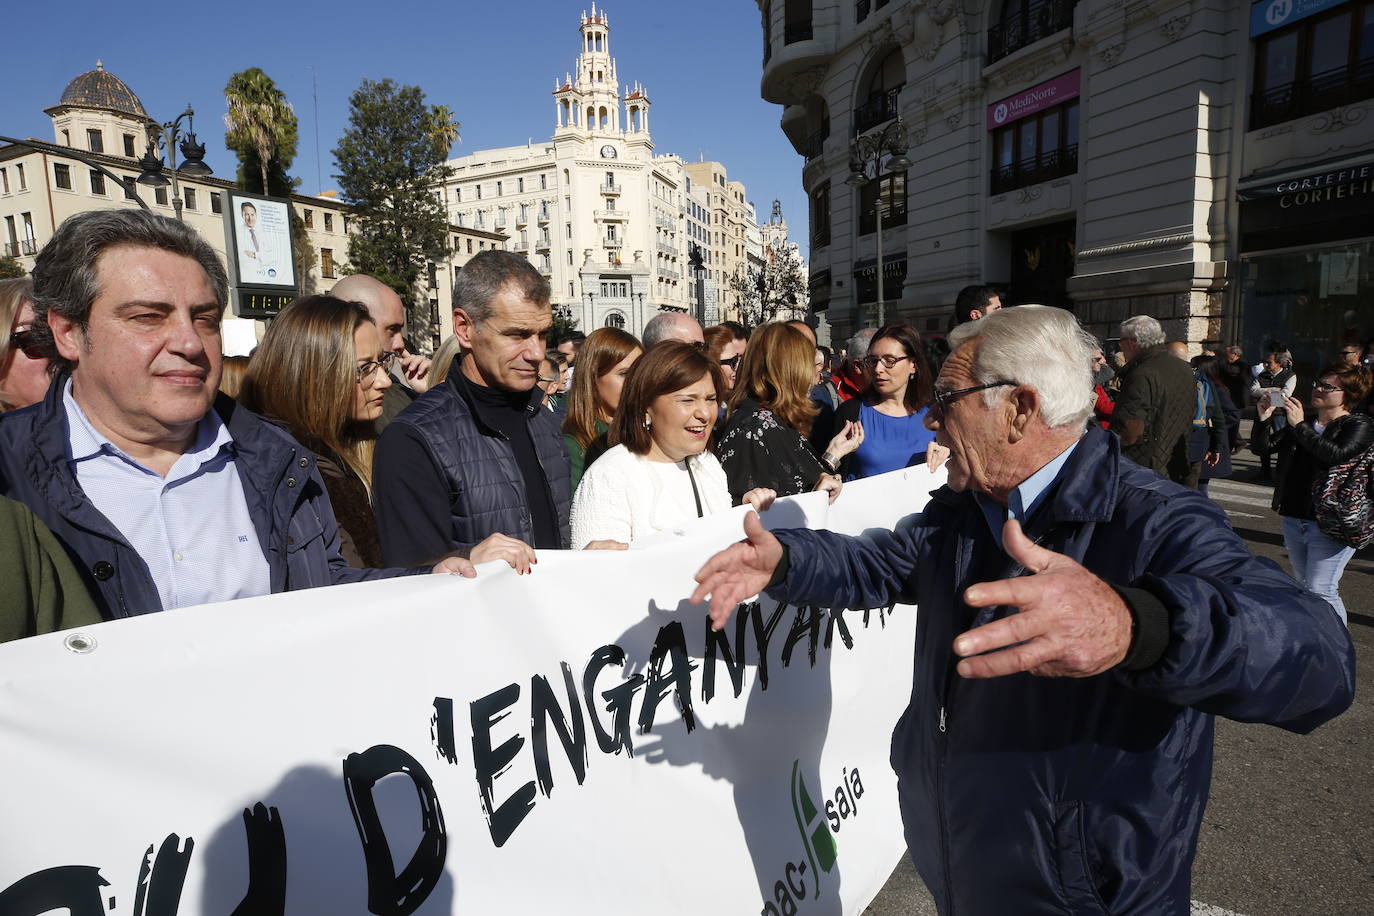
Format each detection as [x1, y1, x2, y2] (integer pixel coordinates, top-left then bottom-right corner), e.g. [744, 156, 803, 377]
[233, 289, 294, 319]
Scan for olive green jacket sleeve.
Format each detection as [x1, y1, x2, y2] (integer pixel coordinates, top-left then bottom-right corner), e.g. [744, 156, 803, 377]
[0, 497, 104, 644]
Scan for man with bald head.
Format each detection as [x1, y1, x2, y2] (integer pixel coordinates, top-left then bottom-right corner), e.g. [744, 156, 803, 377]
[641, 312, 704, 348]
[331, 274, 432, 426]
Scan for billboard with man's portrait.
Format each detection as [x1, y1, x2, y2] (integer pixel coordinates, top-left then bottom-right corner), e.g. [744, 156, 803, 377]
[225, 191, 295, 290]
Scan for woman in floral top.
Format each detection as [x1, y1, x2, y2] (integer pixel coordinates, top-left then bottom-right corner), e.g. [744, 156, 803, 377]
[715, 322, 861, 503]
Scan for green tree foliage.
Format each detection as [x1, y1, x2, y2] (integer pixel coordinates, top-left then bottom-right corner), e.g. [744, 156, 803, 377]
[334, 78, 458, 346]
[549, 303, 579, 342]
[223, 68, 299, 197]
[0, 254, 25, 279]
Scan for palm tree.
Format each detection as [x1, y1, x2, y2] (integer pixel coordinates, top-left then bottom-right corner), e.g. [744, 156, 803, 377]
[223, 69, 296, 195]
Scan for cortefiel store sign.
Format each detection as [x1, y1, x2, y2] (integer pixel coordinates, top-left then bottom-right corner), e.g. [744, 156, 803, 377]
[987, 69, 1080, 130]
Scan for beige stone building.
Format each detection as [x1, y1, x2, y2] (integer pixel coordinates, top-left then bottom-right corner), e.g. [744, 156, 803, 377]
[436, 6, 761, 334]
[0, 63, 504, 354]
[761, 0, 1372, 383]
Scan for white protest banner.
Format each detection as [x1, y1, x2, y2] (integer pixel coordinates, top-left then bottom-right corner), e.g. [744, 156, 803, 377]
[0, 465, 942, 915]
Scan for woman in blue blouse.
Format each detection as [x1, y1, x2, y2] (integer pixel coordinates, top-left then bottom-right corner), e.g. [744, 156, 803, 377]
[836, 322, 945, 480]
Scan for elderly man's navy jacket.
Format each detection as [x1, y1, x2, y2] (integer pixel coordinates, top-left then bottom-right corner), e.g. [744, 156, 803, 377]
[0, 377, 411, 619]
[769, 425, 1354, 915]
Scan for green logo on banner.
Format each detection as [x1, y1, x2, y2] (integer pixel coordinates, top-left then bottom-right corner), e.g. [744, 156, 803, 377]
[791, 760, 838, 899]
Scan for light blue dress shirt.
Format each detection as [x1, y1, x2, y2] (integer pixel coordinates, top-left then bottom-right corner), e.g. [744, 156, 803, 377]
[975, 438, 1082, 550]
[64, 382, 272, 612]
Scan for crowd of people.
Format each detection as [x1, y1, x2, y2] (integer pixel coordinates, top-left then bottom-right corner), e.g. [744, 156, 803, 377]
[0, 209, 1362, 913]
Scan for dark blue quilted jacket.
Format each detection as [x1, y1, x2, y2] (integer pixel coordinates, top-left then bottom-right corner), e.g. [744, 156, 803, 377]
[0, 377, 410, 620]
[373, 372, 571, 562]
[769, 425, 1355, 915]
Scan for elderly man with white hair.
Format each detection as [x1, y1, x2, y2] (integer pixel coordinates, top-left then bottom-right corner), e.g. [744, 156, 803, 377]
[692, 305, 1353, 915]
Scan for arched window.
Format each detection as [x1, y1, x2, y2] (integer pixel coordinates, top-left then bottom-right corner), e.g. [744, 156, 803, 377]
[599, 106, 609, 129]
[854, 48, 904, 134]
[604, 311, 626, 329]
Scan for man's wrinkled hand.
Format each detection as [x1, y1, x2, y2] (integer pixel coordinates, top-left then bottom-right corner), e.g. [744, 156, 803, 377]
[691, 511, 783, 630]
[953, 520, 1132, 679]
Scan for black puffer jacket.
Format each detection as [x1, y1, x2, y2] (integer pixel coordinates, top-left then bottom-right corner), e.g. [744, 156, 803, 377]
[1271, 412, 1374, 518]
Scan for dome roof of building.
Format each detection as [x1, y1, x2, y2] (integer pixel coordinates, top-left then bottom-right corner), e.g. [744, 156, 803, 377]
[55, 61, 148, 119]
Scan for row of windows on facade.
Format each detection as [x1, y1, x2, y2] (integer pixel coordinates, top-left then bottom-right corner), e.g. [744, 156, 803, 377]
[456, 200, 554, 228]
[450, 173, 551, 201]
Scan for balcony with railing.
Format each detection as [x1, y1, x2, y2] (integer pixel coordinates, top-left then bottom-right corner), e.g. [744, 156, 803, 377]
[802, 129, 827, 161]
[1250, 58, 1374, 130]
[535, 236, 552, 250]
[853, 87, 901, 135]
[990, 144, 1079, 195]
[762, 3, 837, 106]
[594, 209, 626, 221]
[988, 0, 1076, 64]
[603, 236, 624, 248]
[658, 267, 681, 281]
[600, 181, 621, 195]
[657, 241, 676, 255]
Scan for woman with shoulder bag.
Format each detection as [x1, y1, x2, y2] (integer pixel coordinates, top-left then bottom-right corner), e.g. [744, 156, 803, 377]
[1258, 362, 1374, 624]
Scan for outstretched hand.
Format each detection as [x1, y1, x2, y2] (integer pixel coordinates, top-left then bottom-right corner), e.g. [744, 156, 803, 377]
[953, 520, 1133, 678]
[690, 510, 783, 630]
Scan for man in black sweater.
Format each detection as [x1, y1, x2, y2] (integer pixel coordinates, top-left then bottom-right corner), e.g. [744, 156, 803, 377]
[372, 251, 574, 571]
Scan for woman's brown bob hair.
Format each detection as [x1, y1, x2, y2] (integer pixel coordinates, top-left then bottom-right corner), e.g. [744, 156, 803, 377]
[862, 321, 934, 411]
[562, 326, 642, 450]
[727, 322, 818, 435]
[611, 341, 725, 455]
[239, 295, 380, 488]
[1318, 363, 1372, 410]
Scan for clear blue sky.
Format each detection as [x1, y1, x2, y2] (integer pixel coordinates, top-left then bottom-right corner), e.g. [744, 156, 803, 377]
[3, 1, 809, 260]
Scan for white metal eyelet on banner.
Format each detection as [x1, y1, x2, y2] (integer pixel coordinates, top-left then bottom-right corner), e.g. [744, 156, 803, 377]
[63, 633, 98, 654]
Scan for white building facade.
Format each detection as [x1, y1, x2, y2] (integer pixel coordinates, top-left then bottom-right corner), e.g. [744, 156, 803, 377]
[440, 7, 760, 335]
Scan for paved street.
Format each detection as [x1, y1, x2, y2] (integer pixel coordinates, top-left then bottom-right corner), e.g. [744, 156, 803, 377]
[864, 439, 1373, 915]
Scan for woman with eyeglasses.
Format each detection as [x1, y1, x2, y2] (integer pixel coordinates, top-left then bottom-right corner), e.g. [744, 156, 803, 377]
[563, 327, 642, 492]
[715, 322, 860, 503]
[833, 322, 946, 480]
[1258, 362, 1373, 624]
[0, 278, 54, 412]
[239, 295, 394, 568]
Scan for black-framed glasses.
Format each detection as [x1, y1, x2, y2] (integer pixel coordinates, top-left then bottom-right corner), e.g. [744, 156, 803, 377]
[8, 328, 46, 360]
[355, 350, 397, 382]
[719, 354, 741, 369]
[1313, 382, 1344, 393]
[861, 354, 911, 370]
[929, 380, 1019, 416]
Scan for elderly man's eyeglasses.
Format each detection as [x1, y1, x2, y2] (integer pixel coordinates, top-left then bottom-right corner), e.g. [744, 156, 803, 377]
[861, 354, 910, 370]
[355, 351, 397, 382]
[8, 328, 46, 360]
[929, 380, 1019, 416]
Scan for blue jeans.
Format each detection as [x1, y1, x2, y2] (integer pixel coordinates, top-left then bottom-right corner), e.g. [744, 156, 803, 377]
[1281, 516, 1355, 625]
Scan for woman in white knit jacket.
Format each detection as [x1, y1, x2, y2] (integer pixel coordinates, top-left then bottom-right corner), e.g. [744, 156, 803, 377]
[571, 341, 774, 548]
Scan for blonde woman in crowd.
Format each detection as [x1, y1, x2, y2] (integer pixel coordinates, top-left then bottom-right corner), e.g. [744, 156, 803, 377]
[240, 295, 393, 568]
[0, 278, 53, 411]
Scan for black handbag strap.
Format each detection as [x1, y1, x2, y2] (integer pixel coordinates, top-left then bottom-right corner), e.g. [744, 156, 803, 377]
[685, 459, 704, 518]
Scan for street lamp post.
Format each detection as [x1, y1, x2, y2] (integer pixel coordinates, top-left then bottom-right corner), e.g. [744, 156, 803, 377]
[846, 117, 911, 328]
[136, 105, 212, 222]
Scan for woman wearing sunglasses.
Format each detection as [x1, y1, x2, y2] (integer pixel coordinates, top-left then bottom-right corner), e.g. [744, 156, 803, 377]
[0, 278, 54, 412]
[833, 322, 947, 479]
[239, 295, 394, 568]
[704, 323, 747, 391]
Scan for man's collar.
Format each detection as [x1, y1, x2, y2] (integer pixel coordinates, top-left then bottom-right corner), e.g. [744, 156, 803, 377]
[974, 436, 1081, 549]
[63, 379, 231, 468]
